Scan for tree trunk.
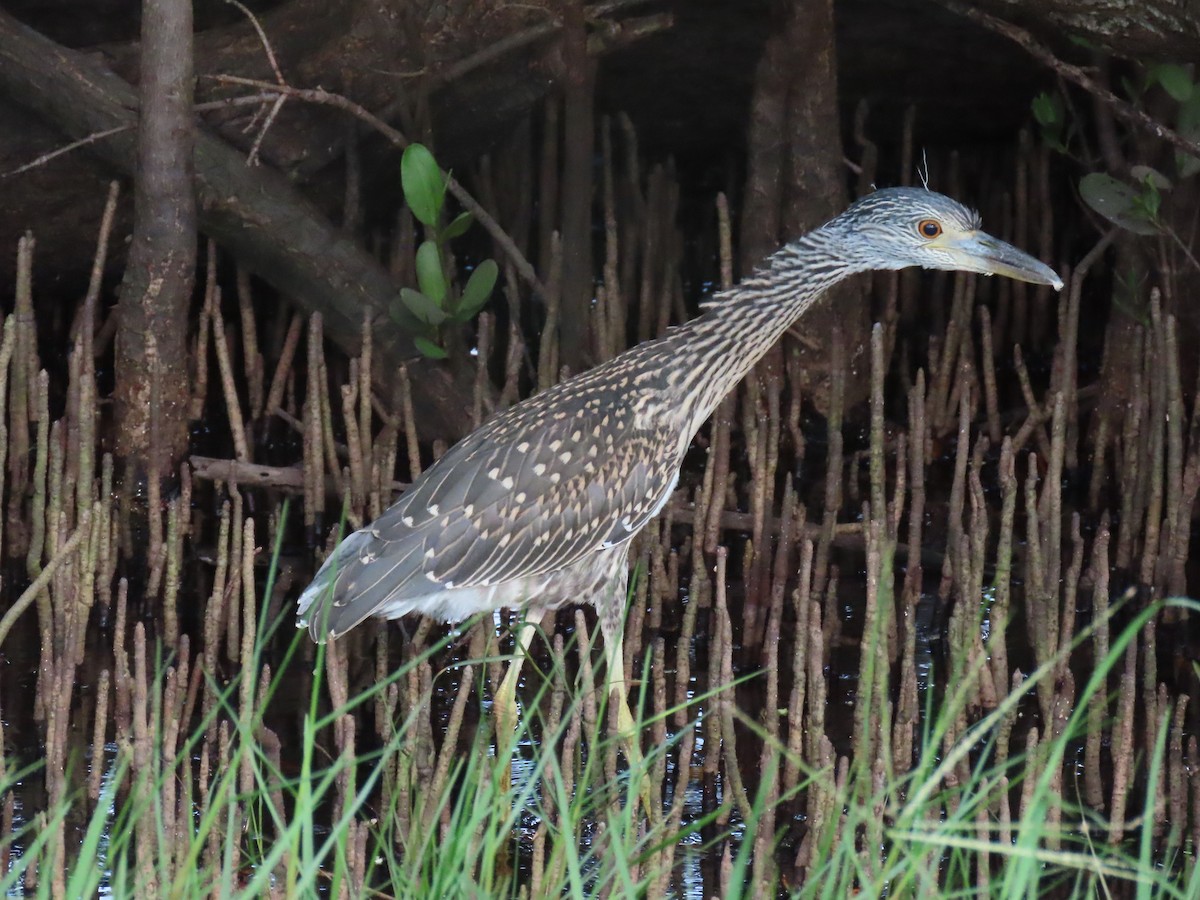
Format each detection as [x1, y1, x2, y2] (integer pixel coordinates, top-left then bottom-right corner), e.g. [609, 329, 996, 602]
[741, 0, 868, 415]
[114, 0, 195, 480]
[557, 0, 596, 369]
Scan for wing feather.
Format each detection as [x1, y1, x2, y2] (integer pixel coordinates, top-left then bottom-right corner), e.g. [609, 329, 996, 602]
[298, 381, 682, 639]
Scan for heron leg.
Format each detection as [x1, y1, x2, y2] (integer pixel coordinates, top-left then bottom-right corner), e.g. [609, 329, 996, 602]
[598, 595, 656, 819]
[494, 608, 544, 794]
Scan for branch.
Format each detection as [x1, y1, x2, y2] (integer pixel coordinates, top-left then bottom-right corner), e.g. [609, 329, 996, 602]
[942, 2, 1200, 161]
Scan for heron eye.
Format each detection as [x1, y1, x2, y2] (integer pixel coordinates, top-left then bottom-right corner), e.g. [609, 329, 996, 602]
[918, 219, 942, 238]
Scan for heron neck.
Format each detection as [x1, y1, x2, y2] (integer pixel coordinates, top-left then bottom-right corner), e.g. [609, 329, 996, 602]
[673, 228, 858, 433]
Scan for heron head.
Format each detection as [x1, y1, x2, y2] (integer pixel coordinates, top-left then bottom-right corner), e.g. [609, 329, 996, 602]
[832, 187, 1063, 290]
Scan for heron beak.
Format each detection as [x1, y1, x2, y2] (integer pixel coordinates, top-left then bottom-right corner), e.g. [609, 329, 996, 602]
[945, 231, 1064, 291]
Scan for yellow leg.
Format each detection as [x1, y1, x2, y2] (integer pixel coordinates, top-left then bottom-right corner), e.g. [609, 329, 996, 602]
[599, 608, 657, 820]
[494, 609, 543, 795]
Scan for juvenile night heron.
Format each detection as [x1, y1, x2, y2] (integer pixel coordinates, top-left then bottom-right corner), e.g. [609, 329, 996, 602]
[297, 187, 1062, 780]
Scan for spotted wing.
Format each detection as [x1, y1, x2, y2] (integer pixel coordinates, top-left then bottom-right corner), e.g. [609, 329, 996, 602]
[297, 387, 680, 640]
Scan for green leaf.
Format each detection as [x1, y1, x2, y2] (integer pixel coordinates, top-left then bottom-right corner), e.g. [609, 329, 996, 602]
[1179, 90, 1200, 134]
[401, 143, 445, 227]
[413, 335, 448, 359]
[1130, 164, 1172, 191]
[1153, 63, 1193, 103]
[399, 287, 448, 326]
[1176, 92, 1200, 178]
[415, 241, 447, 305]
[1140, 179, 1161, 219]
[1078, 173, 1160, 235]
[1031, 92, 1059, 127]
[441, 211, 474, 240]
[456, 259, 499, 320]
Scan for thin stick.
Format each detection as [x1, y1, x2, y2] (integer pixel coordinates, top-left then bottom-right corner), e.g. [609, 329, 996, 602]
[0, 509, 92, 647]
[210, 288, 251, 462]
[264, 313, 304, 422]
[0, 127, 130, 178]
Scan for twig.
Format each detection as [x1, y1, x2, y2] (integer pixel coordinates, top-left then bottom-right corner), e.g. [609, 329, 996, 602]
[0, 510, 92, 648]
[220, 0, 288, 167]
[245, 95, 286, 167]
[0, 95, 294, 179]
[431, 18, 559, 88]
[1, 127, 129, 178]
[223, 0, 284, 84]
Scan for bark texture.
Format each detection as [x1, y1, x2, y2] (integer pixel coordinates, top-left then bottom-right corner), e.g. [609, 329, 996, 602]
[968, 0, 1200, 62]
[741, 0, 869, 413]
[557, 0, 597, 369]
[114, 0, 196, 478]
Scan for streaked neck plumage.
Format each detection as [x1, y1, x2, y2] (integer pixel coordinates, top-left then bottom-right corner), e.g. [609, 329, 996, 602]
[662, 223, 863, 441]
